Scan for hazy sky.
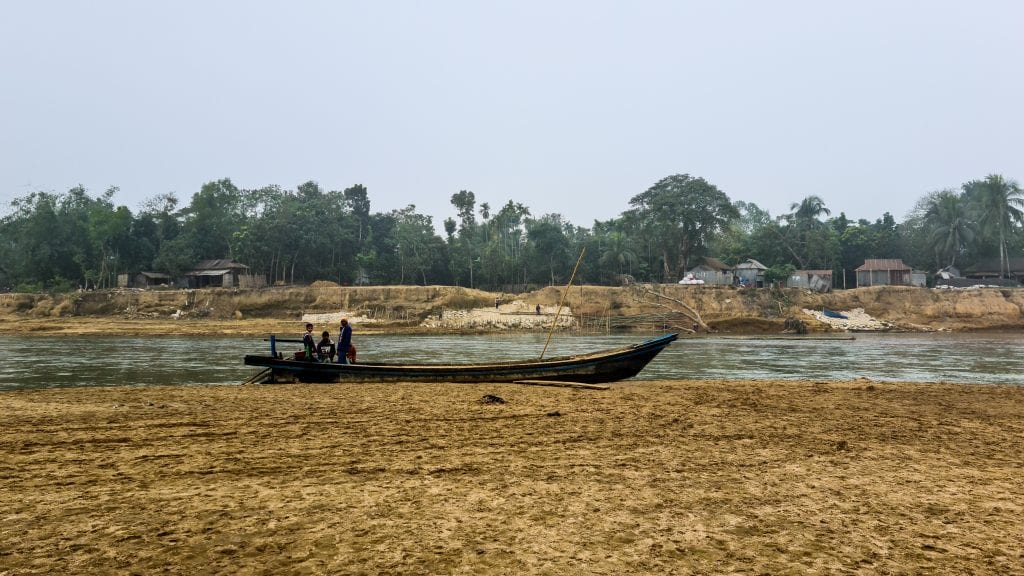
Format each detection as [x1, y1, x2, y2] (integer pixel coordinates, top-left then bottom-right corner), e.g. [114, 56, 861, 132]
[2, 1, 1022, 228]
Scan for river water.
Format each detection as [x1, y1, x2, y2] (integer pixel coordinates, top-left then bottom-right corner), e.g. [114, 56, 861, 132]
[1, 332, 1021, 391]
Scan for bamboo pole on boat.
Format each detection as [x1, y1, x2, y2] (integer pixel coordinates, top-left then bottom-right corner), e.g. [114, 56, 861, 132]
[540, 247, 586, 360]
[241, 367, 271, 385]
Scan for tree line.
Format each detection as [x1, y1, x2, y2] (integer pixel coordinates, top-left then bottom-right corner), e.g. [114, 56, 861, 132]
[1, 173, 1021, 293]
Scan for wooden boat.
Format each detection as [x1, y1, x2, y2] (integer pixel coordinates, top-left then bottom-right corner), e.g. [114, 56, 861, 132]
[244, 333, 678, 384]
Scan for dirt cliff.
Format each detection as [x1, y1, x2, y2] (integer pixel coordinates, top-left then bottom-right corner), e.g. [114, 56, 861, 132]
[0, 284, 1021, 335]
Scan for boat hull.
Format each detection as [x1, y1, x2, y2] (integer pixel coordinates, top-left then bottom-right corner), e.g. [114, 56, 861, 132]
[244, 334, 678, 384]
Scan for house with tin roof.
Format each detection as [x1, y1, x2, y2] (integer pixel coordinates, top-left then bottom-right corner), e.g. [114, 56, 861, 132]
[184, 259, 250, 288]
[788, 269, 833, 292]
[734, 258, 768, 288]
[685, 257, 733, 286]
[855, 259, 912, 287]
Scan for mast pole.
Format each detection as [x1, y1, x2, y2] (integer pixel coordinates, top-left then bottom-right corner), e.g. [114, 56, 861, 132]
[540, 247, 586, 360]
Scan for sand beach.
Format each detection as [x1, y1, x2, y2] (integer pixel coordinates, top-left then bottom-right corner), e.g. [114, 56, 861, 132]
[2, 379, 1022, 574]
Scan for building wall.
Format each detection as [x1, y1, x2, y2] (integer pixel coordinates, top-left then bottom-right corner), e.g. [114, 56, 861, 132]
[238, 274, 267, 289]
[735, 269, 764, 287]
[857, 270, 911, 286]
[689, 271, 732, 285]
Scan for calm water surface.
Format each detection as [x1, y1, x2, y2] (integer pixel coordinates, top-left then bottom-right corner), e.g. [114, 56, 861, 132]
[1, 332, 1022, 391]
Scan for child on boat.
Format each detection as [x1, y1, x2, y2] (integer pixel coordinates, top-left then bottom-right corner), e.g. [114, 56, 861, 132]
[301, 323, 316, 361]
[317, 330, 336, 362]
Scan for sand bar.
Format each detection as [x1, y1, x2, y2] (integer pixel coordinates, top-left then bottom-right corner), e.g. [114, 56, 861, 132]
[2, 380, 1022, 574]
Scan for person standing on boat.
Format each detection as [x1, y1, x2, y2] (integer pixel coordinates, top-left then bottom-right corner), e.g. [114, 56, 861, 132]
[302, 323, 317, 361]
[316, 330, 336, 362]
[337, 318, 353, 364]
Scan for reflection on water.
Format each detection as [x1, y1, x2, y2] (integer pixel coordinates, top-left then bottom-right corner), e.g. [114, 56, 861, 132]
[1, 332, 1022, 391]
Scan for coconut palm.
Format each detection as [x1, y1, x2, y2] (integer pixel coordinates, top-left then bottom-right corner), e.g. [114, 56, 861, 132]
[777, 195, 835, 269]
[787, 195, 831, 227]
[965, 175, 1024, 278]
[925, 190, 976, 267]
[599, 231, 637, 276]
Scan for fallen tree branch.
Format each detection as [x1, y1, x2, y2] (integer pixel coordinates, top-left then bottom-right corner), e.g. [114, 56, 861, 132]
[625, 280, 711, 333]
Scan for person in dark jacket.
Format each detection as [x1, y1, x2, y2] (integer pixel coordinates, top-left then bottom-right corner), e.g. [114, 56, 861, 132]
[316, 330, 336, 362]
[337, 318, 353, 364]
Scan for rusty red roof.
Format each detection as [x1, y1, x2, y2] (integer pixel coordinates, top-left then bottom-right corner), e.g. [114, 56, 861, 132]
[855, 259, 911, 271]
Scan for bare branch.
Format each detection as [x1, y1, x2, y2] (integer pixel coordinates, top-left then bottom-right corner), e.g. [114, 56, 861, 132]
[625, 280, 710, 333]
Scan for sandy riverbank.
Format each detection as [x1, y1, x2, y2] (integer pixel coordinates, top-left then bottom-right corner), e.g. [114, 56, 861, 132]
[3, 285, 1023, 336]
[2, 380, 1022, 574]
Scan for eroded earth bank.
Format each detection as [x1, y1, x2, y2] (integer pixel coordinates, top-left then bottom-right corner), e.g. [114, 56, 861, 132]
[1, 284, 1022, 335]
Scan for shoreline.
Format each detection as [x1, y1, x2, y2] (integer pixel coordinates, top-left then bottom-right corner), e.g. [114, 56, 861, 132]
[3, 379, 1022, 574]
[3, 285, 1023, 336]
[2, 315, 1023, 338]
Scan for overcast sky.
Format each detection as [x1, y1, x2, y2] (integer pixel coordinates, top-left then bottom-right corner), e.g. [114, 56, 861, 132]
[2, 1, 1022, 228]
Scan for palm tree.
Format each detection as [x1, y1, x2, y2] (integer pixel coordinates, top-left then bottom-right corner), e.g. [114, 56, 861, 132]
[966, 175, 1024, 278]
[777, 195, 833, 269]
[925, 190, 976, 267]
[787, 195, 832, 227]
[598, 231, 637, 276]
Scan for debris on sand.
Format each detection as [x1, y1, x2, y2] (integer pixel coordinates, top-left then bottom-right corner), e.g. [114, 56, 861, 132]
[422, 300, 575, 330]
[803, 307, 892, 331]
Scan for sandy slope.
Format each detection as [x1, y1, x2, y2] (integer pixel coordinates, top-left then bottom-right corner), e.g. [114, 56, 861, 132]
[2, 380, 1022, 574]
[2, 285, 1023, 336]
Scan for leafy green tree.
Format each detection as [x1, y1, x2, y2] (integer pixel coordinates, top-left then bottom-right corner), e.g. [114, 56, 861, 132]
[0, 192, 63, 288]
[134, 192, 181, 274]
[450, 190, 477, 233]
[180, 179, 244, 260]
[392, 205, 448, 285]
[524, 215, 571, 285]
[627, 174, 739, 280]
[343, 184, 371, 249]
[359, 212, 399, 284]
[712, 201, 773, 265]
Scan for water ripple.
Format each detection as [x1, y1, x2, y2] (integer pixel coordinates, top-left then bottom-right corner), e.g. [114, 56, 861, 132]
[0, 332, 1021, 390]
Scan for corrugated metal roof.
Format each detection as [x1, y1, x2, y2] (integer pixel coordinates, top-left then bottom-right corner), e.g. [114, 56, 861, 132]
[697, 257, 731, 271]
[965, 257, 1024, 275]
[734, 258, 768, 270]
[855, 259, 911, 271]
[795, 269, 833, 275]
[193, 259, 249, 270]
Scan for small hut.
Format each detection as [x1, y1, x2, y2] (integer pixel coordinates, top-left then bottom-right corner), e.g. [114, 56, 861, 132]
[855, 259, 912, 287]
[184, 259, 250, 288]
[134, 272, 172, 288]
[964, 257, 1024, 283]
[788, 269, 833, 292]
[734, 259, 768, 288]
[686, 257, 733, 286]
